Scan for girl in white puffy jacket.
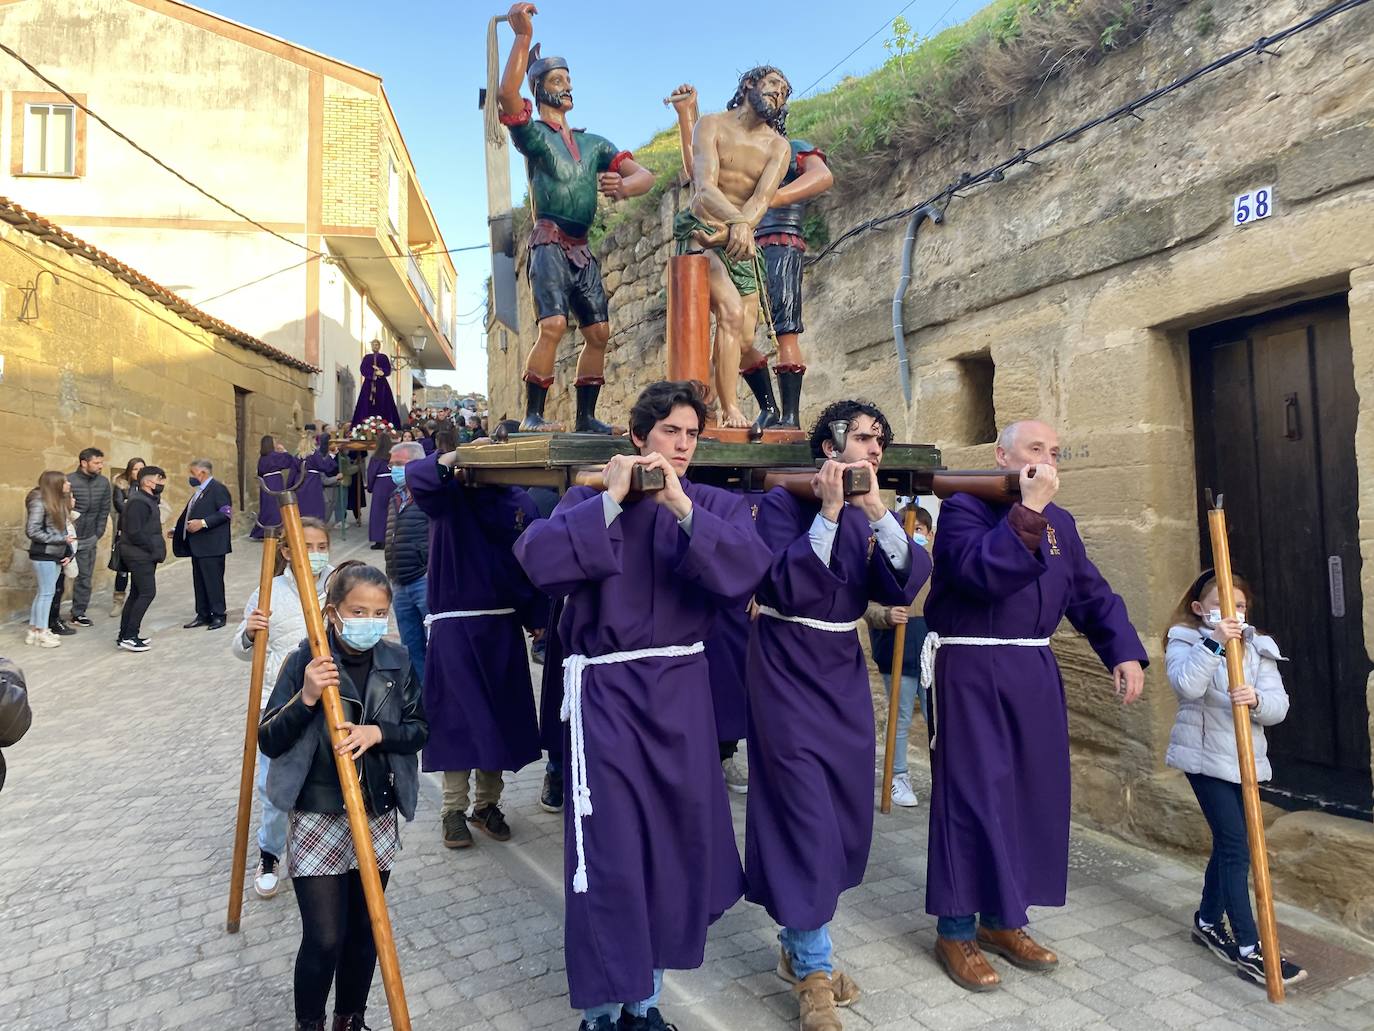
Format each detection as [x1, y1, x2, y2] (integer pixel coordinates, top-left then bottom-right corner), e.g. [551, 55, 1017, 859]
[1164, 570, 1304, 987]
[230, 517, 334, 900]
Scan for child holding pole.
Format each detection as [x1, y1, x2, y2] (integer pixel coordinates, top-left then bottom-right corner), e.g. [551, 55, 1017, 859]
[1164, 570, 1306, 987]
[231, 516, 334, 898]
[259, 561, 428, 1031]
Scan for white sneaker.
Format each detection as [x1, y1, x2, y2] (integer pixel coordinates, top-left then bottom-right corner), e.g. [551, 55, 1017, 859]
[31, 628, 61, 649]
[890, 772, 919, 808]
[722, 758, 749, 794]
[254, 854, 281, 898]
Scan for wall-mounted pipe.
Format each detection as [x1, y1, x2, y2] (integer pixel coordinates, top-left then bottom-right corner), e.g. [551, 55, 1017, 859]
[891, 203, 945, 406]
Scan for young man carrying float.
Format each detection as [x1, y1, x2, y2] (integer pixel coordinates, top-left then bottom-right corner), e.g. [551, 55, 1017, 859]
[514, 380, 771, 1031]
[497, 2, 655, 433]
[401, 438, 547, 850]
[745, 400, 931, 1031]
[923, 420, 1147, 992]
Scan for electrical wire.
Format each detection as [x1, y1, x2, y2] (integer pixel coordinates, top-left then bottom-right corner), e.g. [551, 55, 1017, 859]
[807, 0, 1372, 265]
[0, 41, 487, 265]
[797, 0, 923, 98]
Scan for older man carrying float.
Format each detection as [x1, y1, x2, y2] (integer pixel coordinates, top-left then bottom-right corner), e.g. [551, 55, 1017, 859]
[922, 420, 1148, 991]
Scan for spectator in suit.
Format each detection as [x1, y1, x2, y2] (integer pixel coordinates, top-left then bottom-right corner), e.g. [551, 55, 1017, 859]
[117, 466, 168, 651]
[173, 459, 234, 630]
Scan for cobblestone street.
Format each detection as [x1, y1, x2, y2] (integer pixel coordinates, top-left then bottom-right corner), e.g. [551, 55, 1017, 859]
[3, 537, 1373, 1031]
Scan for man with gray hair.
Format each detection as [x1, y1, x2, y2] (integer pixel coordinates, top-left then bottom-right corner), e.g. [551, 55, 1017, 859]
[173, 458, 233, 630]
[922, 419, 1147, 992]
[384, 442, 431, 681]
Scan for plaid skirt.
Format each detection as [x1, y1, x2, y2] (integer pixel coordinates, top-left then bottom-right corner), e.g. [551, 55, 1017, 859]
[288, 808, 400, 878]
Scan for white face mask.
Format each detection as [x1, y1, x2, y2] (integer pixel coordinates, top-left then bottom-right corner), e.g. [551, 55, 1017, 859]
[1201, 606, 1247, 628]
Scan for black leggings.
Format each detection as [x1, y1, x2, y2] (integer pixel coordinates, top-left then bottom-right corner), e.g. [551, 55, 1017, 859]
[292, 869, 390, 1022]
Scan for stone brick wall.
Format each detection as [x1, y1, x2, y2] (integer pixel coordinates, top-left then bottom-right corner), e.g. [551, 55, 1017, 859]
[323, 95, 381, 228]
[0, 222, 313, 618]
[489, 0, 1374, 936]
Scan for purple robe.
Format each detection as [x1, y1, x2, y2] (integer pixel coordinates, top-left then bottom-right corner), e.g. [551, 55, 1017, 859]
[704, 491, 766, 744]
[538, 596, 566, 762]
[251, 452, 300, 538]
[366, 457, 395, 544]
[513, 482, 771, 1010]
[408, 453, 544, 772]
[298, 450, 337, 521]
[352, 352, 400, 428]
[924, 495, 1147, 926]
[745, 490, 929, 929]
[418, 435, 436, 456]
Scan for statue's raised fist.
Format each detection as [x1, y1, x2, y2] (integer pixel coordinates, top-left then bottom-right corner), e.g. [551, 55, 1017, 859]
[507, 2, 537, 35]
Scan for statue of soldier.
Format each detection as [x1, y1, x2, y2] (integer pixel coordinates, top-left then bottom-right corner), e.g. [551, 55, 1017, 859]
[498, 2, 655, 433]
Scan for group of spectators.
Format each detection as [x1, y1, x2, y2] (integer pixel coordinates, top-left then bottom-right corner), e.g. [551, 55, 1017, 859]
[23, 449, 235, 652]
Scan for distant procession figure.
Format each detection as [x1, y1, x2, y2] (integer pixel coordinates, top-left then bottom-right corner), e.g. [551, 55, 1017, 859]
[252, 436, 300, 540]
[497, 2, 655, 434]
[352, 339, 402, 429]
[299, 436, 339, 523]
[366, 432, 396, 550]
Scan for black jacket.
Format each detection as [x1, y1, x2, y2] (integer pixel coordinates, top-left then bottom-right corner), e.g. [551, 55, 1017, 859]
[384, 489, 429, 587]
[258, 636, 427, 819]
[67, 469, 112, 541]
[172, 478, 233, 559]
[0, 657, 31, 794]
[119, 489, 167, 565]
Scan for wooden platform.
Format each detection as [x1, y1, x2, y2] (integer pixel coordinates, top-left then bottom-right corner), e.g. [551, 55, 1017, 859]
[455, 433, 943, 495]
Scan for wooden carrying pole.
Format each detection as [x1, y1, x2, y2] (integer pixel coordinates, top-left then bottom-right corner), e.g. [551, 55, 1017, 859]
[879, 506, 919, 814]
[226, 525, 280, 934]
[268, 475, 413, 1029]
[1206, 492, 1284, 1004]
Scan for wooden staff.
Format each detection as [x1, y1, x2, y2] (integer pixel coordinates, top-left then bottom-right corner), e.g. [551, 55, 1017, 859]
[226, 525, 280, 934]
[879, 506, 920, 815]
[1206, 491, 1284, 1004]
[263, 472, 413, 1029]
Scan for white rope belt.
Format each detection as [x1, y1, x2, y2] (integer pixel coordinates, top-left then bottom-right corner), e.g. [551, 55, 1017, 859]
[757, 605, 861, 633]
[423, 608, 516, 640]
[919, 633, 1052, 750]
[561, 641, 705, 894]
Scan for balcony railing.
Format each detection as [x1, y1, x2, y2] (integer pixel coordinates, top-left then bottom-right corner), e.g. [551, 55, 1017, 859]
[406, 251, 437, 323]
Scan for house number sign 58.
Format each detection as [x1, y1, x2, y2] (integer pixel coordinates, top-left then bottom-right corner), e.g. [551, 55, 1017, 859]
[1233, 186, 1276, 227]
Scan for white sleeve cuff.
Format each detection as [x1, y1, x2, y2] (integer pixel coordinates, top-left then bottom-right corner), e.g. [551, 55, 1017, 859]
[808, 512, 838, 566]
[870, 511, 912, 572]
[601, 492, 622, 527]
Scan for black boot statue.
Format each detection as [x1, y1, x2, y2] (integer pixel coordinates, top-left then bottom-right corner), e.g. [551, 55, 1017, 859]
[573, 378, 614, 434]
[519, 374, 560, 433]
[741, 362, 781, 439]
[776, 366, 805, 429]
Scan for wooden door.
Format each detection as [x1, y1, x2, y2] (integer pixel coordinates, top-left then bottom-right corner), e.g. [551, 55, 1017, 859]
[1191, 297, 1372, 818]
[337, 366, 355, 426]
[233, 386, 249, 511]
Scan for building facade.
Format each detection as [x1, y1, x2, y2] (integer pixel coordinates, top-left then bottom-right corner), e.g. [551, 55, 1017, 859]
[487, 0, 1374, 934]
[0, 0, 458, 428]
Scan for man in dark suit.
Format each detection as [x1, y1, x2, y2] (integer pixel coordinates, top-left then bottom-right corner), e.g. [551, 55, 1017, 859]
[172, 458, 233, 630]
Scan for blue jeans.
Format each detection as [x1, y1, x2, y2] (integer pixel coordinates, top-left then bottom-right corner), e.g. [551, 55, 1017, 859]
[392, 576, 429, 684]
[30, 560, 59, 628]
[781, 924, 832, 978]
[256, 752, 288, 859]
[889, 674, 929, 776]
[936, 914, 1008, 941]
[583, 968, 663, 1023]
[1186, 772, 1258, 947]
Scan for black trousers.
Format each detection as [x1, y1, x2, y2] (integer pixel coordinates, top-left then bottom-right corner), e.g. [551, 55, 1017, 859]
[191, 555, 227, 620]
[293, 869, 390, 1022]
[119, 562, 157, 641]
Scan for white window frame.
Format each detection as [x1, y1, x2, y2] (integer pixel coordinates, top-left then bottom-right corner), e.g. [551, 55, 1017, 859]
[386, 153, 401, 235]
[23, 102, 77, 176]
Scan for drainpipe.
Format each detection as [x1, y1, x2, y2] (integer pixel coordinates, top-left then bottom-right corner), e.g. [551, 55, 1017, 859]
[892, 203, 945, 406]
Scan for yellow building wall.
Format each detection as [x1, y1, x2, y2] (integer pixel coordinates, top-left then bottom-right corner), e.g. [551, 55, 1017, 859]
[0, 220, 312, 616]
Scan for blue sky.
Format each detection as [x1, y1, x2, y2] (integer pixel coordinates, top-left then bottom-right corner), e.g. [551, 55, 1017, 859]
[206, 0, 990, 391]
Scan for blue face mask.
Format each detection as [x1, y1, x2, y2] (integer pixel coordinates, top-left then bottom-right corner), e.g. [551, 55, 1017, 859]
[390, 466, 407, 487]
[913, 533, 929, 548]
[308, 552, 330, 576]
[336, 616, 388, 651]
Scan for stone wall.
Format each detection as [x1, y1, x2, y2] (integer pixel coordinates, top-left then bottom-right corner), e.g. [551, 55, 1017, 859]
[489, 0, 1374, 935]
[0, 218, 313, 617]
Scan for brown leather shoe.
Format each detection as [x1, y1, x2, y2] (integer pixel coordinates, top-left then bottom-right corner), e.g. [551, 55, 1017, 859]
[794, 971, 843, 1031]
[934, 936, 1000, 992]
[777, 948, 861, 1006]
[976, 926, 1059, 971]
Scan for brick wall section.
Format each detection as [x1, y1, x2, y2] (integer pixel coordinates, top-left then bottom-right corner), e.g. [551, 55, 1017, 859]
[322, 95, 380, 227]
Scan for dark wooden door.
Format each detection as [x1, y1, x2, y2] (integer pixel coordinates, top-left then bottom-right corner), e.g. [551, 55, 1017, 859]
[1191, 297, 1372, 818]
[233, 386, 249, 511]
[337, 366, 355, 426]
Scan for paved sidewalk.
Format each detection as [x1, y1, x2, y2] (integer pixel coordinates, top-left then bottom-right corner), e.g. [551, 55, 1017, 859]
[2, 534, 1372, 1030]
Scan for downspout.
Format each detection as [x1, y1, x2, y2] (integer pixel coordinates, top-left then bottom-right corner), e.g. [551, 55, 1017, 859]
[892, 203, 945, 406]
